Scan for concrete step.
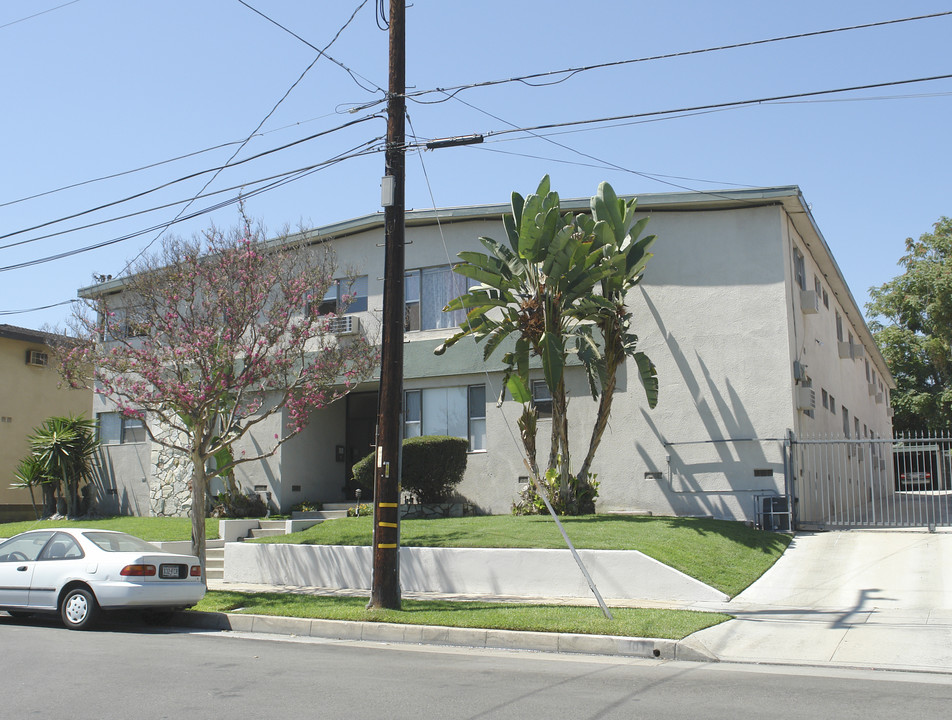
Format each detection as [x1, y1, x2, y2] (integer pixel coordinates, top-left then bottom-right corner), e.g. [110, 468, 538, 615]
[205, 568, 224, 580]
[292, 509, 348, 520]
[257, 520, 290, 531]
[249, 528, 286, 538]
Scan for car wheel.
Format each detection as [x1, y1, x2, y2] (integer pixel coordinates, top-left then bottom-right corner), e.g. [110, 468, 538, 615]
[60, 587, 98, 630]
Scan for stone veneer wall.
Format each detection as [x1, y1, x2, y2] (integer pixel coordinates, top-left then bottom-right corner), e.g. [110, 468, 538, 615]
[149, 423, 193, 517]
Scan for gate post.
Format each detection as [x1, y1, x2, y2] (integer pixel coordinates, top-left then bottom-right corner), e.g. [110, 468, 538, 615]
[784, 429, 798, 529]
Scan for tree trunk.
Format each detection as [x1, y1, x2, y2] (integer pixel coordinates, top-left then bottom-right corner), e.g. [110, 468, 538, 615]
[578, 369, 618, 485]
[190, 454, 208, 582]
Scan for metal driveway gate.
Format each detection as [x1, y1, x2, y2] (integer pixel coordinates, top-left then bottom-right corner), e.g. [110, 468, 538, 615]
[791, 433, 952, 530]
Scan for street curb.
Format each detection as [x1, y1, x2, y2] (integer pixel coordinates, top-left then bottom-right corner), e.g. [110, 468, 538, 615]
[172, 610, 719, 662]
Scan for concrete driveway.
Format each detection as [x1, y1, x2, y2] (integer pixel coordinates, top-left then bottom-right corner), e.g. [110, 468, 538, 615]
[683, 530, 952, 672]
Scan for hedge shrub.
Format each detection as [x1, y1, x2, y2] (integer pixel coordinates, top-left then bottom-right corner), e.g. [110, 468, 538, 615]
[351, 435, 468, 503]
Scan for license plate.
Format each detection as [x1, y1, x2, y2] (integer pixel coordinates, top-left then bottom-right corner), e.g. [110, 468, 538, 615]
[160, 565, 181, 579]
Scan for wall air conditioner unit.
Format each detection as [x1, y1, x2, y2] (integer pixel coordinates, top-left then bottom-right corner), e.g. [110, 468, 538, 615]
[799, 290, 820, 314]
[837, 341, 856, 360]
[851, 344, 866, 360]
[25, 350, 49, 367]
[887, 407, 895, 417]
[876, 392, 884, 405]
[868, 382, 878, 396]
[796, 387, 816, 411]
[328, 315, 359, 335]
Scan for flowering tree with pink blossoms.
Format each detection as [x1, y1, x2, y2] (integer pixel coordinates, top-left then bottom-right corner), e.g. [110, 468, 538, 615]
[60, 214, 378, 571]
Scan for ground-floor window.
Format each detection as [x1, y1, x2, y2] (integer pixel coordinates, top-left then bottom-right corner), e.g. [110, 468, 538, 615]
[404, 384, 486, 451]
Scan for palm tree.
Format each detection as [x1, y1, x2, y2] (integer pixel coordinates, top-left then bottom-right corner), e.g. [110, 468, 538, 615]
[28, 415, 99, 517]
[11, 454, 48, 520]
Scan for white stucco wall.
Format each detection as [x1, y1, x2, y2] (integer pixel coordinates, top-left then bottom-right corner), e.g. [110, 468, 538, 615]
[224, 542, 729, 603]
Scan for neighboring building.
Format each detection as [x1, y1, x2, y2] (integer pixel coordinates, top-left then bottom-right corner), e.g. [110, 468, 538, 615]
[79, 186, 895, 524]
[0, 325, 93, 521]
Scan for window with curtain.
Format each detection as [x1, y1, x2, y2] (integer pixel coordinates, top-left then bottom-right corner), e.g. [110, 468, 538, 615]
[403, 385, 486, 451]
[405, 266, 474, 331]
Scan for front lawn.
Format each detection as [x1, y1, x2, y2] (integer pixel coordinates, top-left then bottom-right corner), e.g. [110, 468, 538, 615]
[195, 589, 729, 639]
[251, 514, 790, 597]
[0, 517, 219, 542]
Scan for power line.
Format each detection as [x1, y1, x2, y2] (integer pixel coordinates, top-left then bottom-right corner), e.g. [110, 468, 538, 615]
[0, 115, 380, 250]
[400, 11, 952, 106]
[0, 299, 76, 317]
[0, 142, 383, 275]
[1, 139, 385, 251]
[236, 0, 383, 94]
[117, 0, 374, 276]
[405, 73, 952, 149]
[0, 110, 345, 211]
[0, 0, 80, 31]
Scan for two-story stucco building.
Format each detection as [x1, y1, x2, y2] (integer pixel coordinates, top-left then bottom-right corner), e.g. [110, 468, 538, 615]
[81, 185, 894, 524]
[0, 325, 93, 521]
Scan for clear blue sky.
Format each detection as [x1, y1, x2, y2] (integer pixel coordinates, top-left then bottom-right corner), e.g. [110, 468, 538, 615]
[1, 0, 949, 330]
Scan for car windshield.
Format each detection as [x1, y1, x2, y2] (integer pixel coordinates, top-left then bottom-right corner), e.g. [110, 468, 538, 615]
[83, 531, 161, 553]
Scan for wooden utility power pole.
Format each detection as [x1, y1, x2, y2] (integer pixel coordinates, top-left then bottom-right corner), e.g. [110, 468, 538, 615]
[369, 0, 405, 610]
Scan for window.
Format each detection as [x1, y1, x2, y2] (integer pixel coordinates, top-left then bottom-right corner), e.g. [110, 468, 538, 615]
[854, 417, 860, 439]
[865, 359, 871, 383]
[835, 311, 844, 342]
[531, 380, 553, 419]
[403, 385, 486, 451]
[404, 267, 475, 331]
[98, 412, 146, 444]
[842, 406, 850, 438]
[468, 385, 486, 452]
[39, 533, 83, 560]
[829, 395, 836, 414]
[814, 275, 822, 296]
[102, 306, 148, 341]
[821, 388, 829, 409]
[311, 276, 368, 315]
[822, 288, 829, 308]
[793, 247, 806, 291]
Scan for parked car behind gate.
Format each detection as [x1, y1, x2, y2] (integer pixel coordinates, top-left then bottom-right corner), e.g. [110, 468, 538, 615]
[0, 528, 205, 630]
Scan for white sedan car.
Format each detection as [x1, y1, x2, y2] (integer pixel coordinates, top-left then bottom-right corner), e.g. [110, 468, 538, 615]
[0, 528, 205, 630]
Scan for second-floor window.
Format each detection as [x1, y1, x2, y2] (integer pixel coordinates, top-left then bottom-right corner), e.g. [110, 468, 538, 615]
[98, 412, 146, 444]
[404, 266, 474, 331]
[311, 276, 368, 316]
[793, 247, 806, 291]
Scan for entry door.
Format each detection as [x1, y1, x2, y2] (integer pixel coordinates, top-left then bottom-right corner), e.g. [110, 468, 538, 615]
[346, 392, 378, 497]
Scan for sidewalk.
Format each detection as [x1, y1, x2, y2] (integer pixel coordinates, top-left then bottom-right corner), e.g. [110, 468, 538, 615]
[194, 531, 952, 674]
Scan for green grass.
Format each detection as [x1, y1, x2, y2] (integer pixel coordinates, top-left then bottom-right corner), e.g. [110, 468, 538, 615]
[251, 514, 791, 597]
[194, 590, 729, 640]
[0, 516, 219, 542]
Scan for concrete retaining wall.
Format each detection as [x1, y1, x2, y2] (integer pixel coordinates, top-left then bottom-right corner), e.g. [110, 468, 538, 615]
[223, 543, 728, 603]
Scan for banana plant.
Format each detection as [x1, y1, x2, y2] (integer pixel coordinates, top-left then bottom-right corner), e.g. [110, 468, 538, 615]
[436, 177, 657, 511]
[574, 182, 658, 484]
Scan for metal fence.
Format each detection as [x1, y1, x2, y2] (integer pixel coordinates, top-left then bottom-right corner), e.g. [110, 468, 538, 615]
[792, 432, 952, 530]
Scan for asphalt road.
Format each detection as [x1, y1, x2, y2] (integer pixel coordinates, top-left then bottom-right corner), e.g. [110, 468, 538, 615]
[2, 616, 951, 720]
